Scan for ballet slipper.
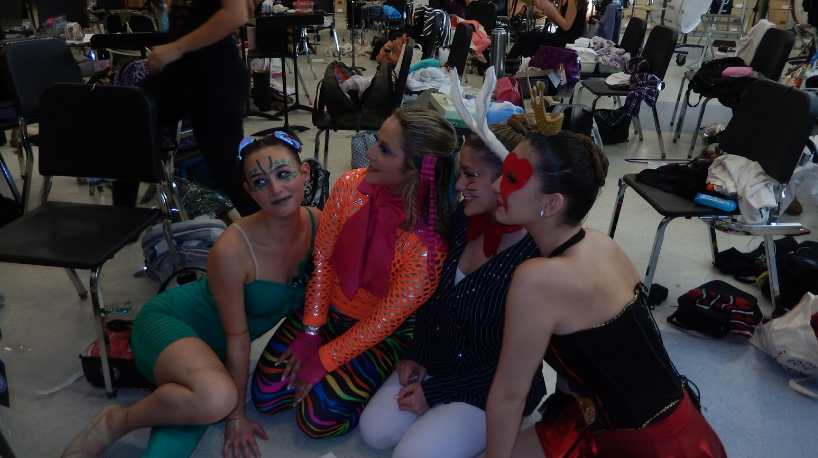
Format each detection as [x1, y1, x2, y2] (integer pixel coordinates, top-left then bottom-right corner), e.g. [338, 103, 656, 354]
[61, 405, 120, 458]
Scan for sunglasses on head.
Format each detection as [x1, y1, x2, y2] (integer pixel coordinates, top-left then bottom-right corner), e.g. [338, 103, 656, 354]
[236, 131, 303, 164]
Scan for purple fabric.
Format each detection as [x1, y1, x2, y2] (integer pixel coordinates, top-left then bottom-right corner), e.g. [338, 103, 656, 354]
[529, 46, 581, 83]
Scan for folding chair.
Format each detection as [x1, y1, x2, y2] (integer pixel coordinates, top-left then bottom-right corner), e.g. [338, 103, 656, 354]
[579, 25, 678, 158]
[446, 22, 475, 78]
[0, 83, 179, 397]
[608, 80, 817, 309]
[671, 27, 795, 158]
[312, 40, 414, 166]
[0, 37, 83, 213]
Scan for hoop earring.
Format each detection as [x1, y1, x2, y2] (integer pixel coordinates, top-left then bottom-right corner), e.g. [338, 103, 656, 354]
[540, 208, 545, 218]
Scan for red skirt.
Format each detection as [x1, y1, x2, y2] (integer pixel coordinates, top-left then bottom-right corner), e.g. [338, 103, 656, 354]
[535, 391, 727, 458]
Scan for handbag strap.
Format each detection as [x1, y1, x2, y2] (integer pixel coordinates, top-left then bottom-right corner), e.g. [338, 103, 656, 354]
[789, 377, 818, 398]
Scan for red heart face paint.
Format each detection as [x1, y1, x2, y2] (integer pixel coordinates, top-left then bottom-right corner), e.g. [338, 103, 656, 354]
[499, 151, 534, 210]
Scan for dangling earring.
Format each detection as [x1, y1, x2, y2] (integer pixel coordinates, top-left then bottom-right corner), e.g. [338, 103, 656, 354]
[540, 208, 546, 218]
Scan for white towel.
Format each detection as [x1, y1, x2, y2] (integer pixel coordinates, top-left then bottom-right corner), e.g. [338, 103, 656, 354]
[707, 154, 777, 224]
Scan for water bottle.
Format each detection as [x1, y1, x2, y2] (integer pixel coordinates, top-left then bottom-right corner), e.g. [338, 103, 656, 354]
[160, 0, 169, 32]
[694, 193, 737, 212]
[490, 29, 508, 78]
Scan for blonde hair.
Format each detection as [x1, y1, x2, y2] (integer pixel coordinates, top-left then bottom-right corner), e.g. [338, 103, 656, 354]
[392, 107, 458, 240]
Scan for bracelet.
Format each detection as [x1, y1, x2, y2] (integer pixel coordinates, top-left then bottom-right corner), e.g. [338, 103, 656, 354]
[302, 325, 322, 336]
[226, 417, 248, 434]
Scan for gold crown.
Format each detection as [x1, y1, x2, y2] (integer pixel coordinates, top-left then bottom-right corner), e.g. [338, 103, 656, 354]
[527, 75, 563, 136]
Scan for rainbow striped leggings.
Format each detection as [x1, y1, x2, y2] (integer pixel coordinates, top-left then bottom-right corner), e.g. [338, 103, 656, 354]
[251, 306, 415, 438]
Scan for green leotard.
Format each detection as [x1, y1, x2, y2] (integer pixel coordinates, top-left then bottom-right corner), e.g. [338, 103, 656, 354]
[131, 208, 316, 385]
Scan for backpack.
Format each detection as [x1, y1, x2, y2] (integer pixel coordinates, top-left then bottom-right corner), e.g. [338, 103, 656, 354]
[495, 77, 523, 107]
[320, 60, 395, 130]
[688, 57, 756, 108]
[548, 103, 594, 138]
[141, 215, 226, 284]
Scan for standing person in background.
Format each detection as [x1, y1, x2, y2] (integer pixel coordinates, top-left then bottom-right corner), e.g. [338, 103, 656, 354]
[359, 115, 547, 458]
[114, 0, 257, 217]
[482, 131, 726, 458]
[251, 107, 459, 440]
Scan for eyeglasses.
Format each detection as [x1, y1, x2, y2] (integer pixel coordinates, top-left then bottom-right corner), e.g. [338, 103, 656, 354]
[236, 131, 303, 164]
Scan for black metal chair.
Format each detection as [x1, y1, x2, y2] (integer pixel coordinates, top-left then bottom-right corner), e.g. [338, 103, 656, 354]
[617, 16, 647, 56]
[312, 39, 415, 166]
[671, 28, 796, 158]
[579, 25, 678, 158]
[0, 37, 83, 214]
[103, 9, 158, 33]
[0, 83, 179, 397]
[608, 80, 817, 308]
[447, 22, 475, 77]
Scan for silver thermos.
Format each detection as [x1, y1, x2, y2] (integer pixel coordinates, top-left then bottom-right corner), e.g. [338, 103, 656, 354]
[491, 28, 509, 78]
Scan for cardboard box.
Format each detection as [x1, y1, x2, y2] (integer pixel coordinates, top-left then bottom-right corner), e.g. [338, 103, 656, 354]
[429, 93, 476, 129]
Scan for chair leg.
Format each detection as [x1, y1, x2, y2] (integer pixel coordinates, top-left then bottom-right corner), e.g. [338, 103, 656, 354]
[673, 87, 692, 143]
[314, 128, 324, 162]
[0, 154, 22, 205]
[295, 64, 312, 105]
[65, 268, 88, 299]
[633, 115, 644, 141]
[608, 179, 630, 238]
[155, 183, 182, 271]
[19, 121, 35, 214]
[670, 76, 687, 127]
[708, 224, 719, 266]
[163, 151, 189, 221]
[323, 130, 331, 167]
[687, 97, 712, 159]
[644, 216, 675, 296]
[331, 26, 341, 58]
[40, 176, 53, 207]
[652, 104, 666, 159]
[90, 266, 117, 398]
[763, 234, 782, 311]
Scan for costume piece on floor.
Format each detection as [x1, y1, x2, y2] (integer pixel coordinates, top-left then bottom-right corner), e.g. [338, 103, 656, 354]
[300, 169, 446, 373]
[130, 211, 315, 458]
[506, 0, 588, 58]
[251, 306, 415, 438]
[402, 204, 545, 412]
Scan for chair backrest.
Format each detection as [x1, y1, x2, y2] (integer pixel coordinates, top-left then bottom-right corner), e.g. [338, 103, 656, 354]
[392, 38, 416, 107]
[447, 23, 474, 77]
[38, 83, 164, 183]
[749, 27, 795, 81]
[639, 25, 678, 80]
[465, 1, 497, 34]
[104, 11, 158, 33]
[494, 0, 509, 17]
[618, 17, 647, 56]
[0, 38, 82, 118]
[720, 80, 818, 185]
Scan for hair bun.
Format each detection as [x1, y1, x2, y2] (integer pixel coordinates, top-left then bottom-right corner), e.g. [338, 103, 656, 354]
[578, 135, 608, 187]
[506, 114, 538, 137]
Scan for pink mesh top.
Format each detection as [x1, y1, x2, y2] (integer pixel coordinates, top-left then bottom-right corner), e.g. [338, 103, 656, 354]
[304, 169, 447, 372]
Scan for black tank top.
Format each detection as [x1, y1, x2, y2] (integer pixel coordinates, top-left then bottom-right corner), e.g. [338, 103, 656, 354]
[171, 0, 222, 37]
[554, 0, 588, 42]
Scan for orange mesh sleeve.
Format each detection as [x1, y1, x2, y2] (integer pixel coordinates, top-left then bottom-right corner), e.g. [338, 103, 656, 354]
[302, 170, 367, 327]
[318, 237, 447, 372]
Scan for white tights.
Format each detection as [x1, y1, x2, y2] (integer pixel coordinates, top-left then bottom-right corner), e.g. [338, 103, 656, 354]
[359, 372, 488, 458]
